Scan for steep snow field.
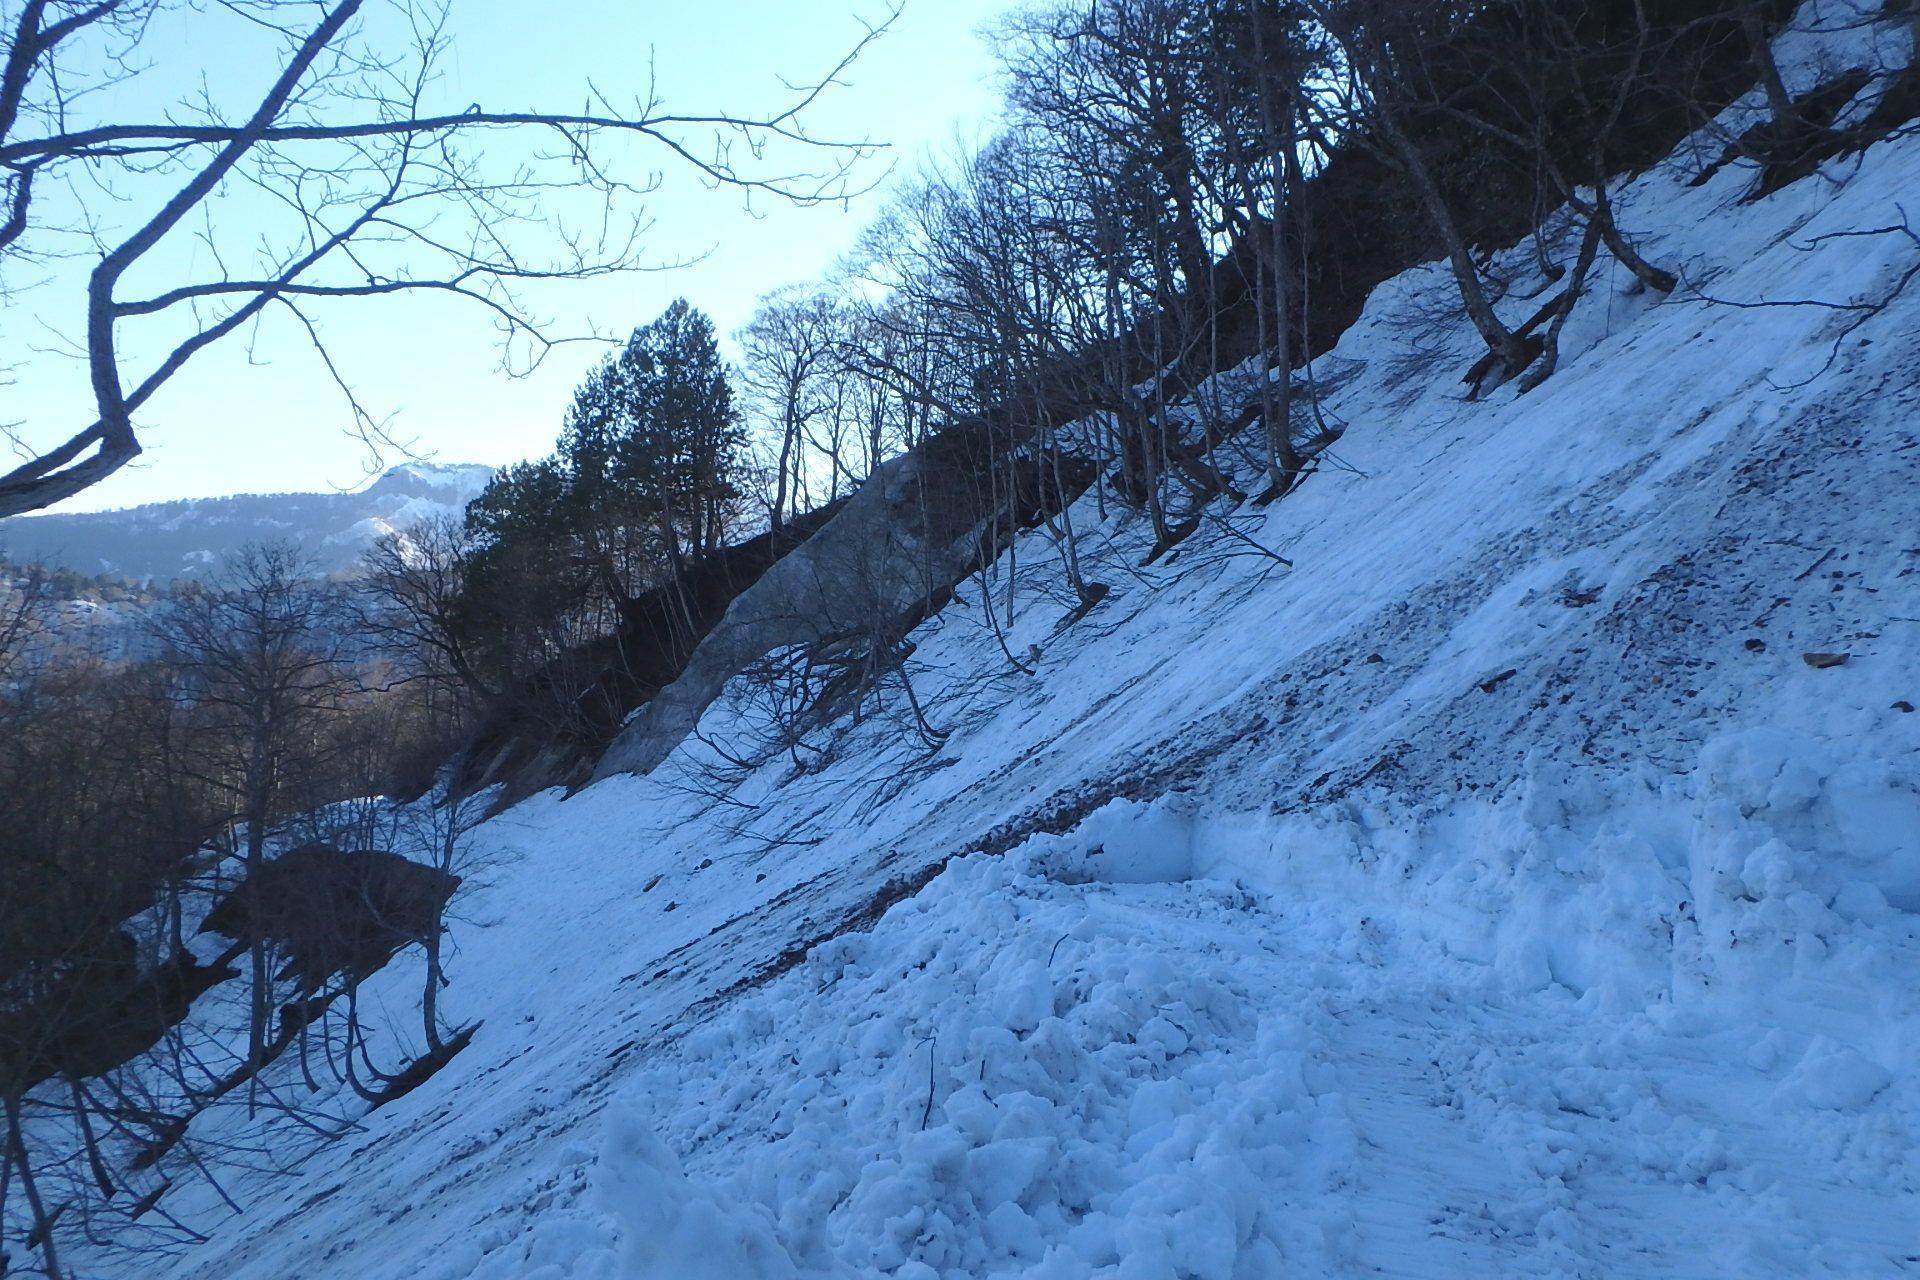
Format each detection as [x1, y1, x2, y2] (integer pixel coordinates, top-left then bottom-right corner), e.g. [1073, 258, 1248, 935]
[74, 6, 1920, 1276]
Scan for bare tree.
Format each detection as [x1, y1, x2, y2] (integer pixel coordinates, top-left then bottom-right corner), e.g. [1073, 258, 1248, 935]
[1, 649, 233, 1280]
[0, 558, 48, 686]
[0, 0, 891, 518]
[392, 780, 485, 1054]
[1735, 0, 1803, 134]
[357, 516, 495, 710]
[1198, 1, 1326, 495]
[1304, 0, 1543, 385]
[151, 543, 356, 1111]
[737, 287, 846, 531]
[1416, 0, 1677, 391]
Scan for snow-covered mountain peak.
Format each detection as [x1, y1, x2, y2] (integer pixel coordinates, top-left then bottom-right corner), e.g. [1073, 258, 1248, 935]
[0, 461, 494, 582]
[363, 460, 496, 499]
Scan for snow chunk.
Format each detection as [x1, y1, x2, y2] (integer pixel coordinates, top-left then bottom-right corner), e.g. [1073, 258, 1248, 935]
[1016, 797, 1197, 884]
[1788, 1038, 1892, 1111]
[593, 1106, 807, 1279]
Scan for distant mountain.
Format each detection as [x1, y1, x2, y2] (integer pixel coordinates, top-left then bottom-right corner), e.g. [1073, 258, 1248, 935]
[0, 461, 494, 583]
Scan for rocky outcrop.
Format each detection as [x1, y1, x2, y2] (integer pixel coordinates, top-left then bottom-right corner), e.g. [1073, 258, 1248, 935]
[593, 444, 1090, 780]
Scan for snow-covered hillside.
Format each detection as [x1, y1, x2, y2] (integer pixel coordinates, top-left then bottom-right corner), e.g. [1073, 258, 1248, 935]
[0, 461, 491, 582]
[68, 7, 1920, 1277]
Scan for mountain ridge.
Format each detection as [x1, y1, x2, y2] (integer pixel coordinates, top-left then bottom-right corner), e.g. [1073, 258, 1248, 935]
[0, 461, 493, 582]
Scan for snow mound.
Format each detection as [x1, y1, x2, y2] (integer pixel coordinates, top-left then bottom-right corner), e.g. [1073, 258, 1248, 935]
[454, 853, 1355, 1280]
[457, 749, 1920, 1279]
[1015, 796, 1199, 885]
[593, 1107, 807, 1280]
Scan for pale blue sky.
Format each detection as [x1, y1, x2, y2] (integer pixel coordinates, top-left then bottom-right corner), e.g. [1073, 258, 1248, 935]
[4, 0, 1016, 514]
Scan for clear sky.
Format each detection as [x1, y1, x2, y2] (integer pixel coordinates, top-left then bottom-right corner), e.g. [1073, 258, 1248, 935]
[3, 0, 1017, 514]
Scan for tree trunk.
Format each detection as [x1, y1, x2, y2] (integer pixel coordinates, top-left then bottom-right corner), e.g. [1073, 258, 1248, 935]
[1517, 212, 1605, 392]
[1572, 179, 1677, 293]
[67, 1079, 115, 1197]
[5, 1092, 66, 1280]
[1741, 1, 1801, 131]
[1368, 98, 1533, 380]
[771, 400, 796, 532]
[1257, 48, 1303, 495]
[242, 784, 270, 1119]
[421, 924, 445, 1053]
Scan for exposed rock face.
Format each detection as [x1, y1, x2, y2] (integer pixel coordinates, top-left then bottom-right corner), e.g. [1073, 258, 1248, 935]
[2, 932, 236, 1091]
[201, 844, 458, 993]
[594, 444, 1087, 780]
[458, 499, 848, 804]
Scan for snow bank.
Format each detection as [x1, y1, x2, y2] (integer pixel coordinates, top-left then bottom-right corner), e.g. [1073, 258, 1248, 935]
[1013, 796, 1199, 885]
[1193, 723, 1920, 1035]
[594, 1107, 809, 1280]
[454, 698, 1920, 1277]
[457, 737, 1918, 1278]
[454, 852, 1358, 1279]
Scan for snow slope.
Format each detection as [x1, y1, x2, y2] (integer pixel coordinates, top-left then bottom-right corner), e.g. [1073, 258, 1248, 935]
[63, 6, 1920, 1276]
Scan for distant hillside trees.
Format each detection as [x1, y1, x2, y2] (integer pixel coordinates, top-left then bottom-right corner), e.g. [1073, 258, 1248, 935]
[356, 516, 494, 709]
[1, 654, 216, 1280]
[152, 545, 358, 1099]
[559, 300, 747, 582]
[3, 539, 488, 1277]
[0, 563, 49, 687]
[424, 302, 747, 729]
